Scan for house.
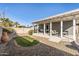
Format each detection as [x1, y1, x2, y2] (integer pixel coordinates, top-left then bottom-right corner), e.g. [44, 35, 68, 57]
[32, 9, 79, 44]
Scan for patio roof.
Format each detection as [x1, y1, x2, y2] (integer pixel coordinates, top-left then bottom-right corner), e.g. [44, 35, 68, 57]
[32, 8, 79, 24]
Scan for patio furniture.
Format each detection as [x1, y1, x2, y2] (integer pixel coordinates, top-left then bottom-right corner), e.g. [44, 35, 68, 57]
[63, 31, 68, 35]
[46, 29, 49, 33]
[52, 30, 58, 35]
[39, 29, 43, 33]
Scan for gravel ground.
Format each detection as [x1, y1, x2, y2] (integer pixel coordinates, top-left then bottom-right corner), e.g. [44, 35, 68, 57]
[0, 35, 79, 56]
[0, 39, 73, 56]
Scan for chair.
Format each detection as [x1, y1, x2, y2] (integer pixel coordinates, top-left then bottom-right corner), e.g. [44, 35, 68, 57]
[63, 31, 68, 35]
[52, 30, 58, 35]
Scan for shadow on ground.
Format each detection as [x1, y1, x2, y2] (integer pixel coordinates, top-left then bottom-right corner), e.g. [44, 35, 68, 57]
[65, 41, 79, 55]
[66, 44, 78, 50]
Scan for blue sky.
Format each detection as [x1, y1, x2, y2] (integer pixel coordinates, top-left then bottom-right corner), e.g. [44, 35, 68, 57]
[0, 3, 79, 26]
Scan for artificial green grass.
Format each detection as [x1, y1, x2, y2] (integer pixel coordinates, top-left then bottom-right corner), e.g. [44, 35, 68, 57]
[15, 36, 39, 47]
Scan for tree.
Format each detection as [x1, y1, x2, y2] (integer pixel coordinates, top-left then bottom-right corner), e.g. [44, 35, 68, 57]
[0, 18, 21, 28]
[14, 22, 20, 28]
[0, 18, 14, 27]
[3, 18, 10, 27]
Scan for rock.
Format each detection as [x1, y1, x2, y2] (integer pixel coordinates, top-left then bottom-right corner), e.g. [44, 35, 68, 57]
[0, 30, 16, 56]
[1, 32, 9, 44]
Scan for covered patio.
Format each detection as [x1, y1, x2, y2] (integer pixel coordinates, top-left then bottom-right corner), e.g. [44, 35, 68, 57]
[32, 9, 79, 43]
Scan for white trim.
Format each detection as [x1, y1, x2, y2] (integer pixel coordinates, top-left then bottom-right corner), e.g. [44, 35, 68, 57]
[33, 8, 79, 23]
[50, 22, 52, 36]
[60, 20, 63, 38]
[73, 18, 76, 41]
[37, 24, 39, 33]
[33, 24, 35, 33]
[44, 23, 46, 34]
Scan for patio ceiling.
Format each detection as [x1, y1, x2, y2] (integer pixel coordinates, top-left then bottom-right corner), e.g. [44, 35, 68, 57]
[32, 9, 79, 24]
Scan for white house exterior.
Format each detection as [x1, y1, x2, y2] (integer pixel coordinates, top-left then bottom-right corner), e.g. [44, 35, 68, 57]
[32, 9, 79, 43]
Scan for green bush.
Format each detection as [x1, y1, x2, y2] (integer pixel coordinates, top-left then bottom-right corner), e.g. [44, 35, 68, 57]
[28, 30, 33, 35]
[3, 28, 13, 33]
[3, 28, 14, 33]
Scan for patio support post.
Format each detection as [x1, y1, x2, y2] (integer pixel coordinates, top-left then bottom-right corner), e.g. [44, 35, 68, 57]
[60, 20, 63, 38]
[37, 24, 39, 33]
[33, 24, 34, 33]
[73, 17, 76, 41]
[33, 24, 35, 33]
[50, 22, 52, 36]
[44, 23, 46, 34]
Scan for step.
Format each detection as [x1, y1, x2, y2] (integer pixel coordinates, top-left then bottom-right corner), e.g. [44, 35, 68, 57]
[49, 36, 62, 43]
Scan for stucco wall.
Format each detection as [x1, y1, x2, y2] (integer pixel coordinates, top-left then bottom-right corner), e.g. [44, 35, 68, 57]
[63, 20, 73, 35]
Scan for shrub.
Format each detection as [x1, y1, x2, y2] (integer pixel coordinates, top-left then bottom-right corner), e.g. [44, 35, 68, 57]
[28, 30, 33, 35]
[3, 28, 14, 33]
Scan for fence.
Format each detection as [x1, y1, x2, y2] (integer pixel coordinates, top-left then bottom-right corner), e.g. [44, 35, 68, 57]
[13, 28, 33, 36]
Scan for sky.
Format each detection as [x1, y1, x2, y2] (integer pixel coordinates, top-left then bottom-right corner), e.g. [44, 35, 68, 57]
[0, 3, 79, 26]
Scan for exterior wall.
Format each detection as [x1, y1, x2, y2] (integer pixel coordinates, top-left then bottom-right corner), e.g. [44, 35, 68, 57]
[52, 22, 60, 35]
[13, 27, 33, 36]
[38, 23, 50, 33]
[39, 24, 44, 33]
[76, 20, 79, 24]
[76, 20, 79, 36]
[63, 20, 73, 35]
[33, 20, 74, 42]
[35, 20, 73, 36]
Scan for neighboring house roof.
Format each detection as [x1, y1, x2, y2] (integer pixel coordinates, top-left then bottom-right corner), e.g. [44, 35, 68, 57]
[33, 8, 79, 24]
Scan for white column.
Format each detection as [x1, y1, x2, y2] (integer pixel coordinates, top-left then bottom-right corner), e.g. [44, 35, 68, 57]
[73, 18, 76, 41]
[60, 20, 63, 38]
[50, 22, 52, 36]
[33, 24, 35, 33]
[44, 23, 46, 34]
[37, 24, 39, 33]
